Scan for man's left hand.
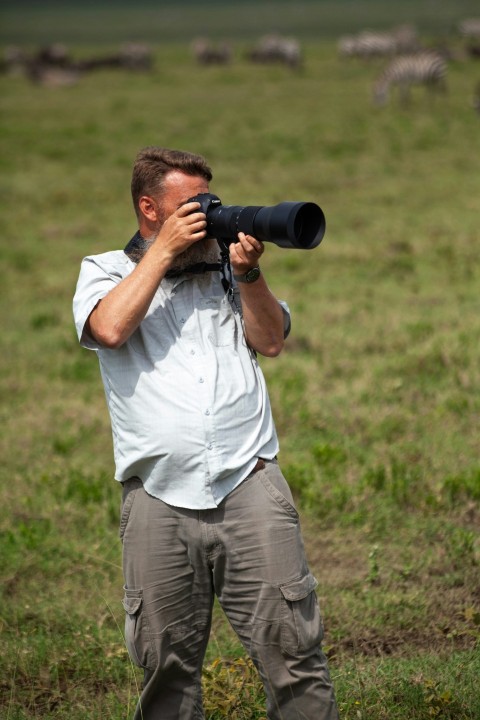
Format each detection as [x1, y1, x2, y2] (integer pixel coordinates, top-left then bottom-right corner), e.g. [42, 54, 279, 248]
[229, 232, 264, 274]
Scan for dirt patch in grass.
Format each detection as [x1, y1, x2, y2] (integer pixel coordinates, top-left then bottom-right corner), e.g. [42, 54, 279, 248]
[300, 515, 480, 659]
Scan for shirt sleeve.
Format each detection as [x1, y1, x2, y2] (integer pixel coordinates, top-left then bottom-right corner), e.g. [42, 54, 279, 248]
[72, 253, 126, 350]
[279, 300, 292, 339]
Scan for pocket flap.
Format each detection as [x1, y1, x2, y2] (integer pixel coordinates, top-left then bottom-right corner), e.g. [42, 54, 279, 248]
[122, 589, 143, 615]
[279, 573, 318, 602]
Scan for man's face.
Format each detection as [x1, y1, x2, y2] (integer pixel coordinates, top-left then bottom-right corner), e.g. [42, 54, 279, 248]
[155, 170, 210, 226]
[153, 170, 219, 269]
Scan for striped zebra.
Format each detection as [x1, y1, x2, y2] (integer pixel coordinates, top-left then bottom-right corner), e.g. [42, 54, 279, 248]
[373, 52, 447, 106]
[247, 34, 302, 69]
[338, 26, 419, 60]
[338, 31, 397, 59]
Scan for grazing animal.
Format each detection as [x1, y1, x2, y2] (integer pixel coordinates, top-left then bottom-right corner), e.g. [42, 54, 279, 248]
[1, 45, 27, 75]
[36, 43, 70, 67]
[25, 43, 81, 86]
[247, 34, 302, 69]
[118, 43, 153, 71]
[338, 25, 420, 60]
[337, 35, 358, 59]
[26, 64, 81, 87]
[373, 52, 447, 106]
[351, 30, 397, 59]
[191, 38, 232, 65]
[71, 43, 152, 73]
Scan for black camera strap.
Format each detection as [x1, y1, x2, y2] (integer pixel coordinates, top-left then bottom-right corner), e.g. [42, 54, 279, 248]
[124, 230, 151, 263]
[123, 231, 234, 297]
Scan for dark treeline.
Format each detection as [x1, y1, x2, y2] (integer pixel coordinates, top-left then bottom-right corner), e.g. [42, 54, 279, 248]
[1, 0, 479, 45]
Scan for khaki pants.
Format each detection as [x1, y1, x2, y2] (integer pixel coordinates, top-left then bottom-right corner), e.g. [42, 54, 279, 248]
[120, 459, 339, 720]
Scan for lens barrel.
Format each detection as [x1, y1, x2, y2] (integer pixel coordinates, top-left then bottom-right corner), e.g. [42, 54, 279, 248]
[191, 193, 325, 250]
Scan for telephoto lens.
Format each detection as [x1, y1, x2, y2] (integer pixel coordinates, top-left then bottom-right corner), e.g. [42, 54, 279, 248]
[188, 193, 326, 249]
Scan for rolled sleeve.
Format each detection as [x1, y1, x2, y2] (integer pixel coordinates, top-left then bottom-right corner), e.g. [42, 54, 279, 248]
[72, 252, 130, 350]
[279, 300, 292, 339]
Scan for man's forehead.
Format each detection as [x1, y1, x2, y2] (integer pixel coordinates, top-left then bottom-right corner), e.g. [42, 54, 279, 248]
[163, 170, 208, 193]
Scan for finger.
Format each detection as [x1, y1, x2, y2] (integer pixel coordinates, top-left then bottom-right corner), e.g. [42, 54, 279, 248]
[238, 232, 263, 255]
[185, 211, 207, 226]
[177, 201, 202, 217]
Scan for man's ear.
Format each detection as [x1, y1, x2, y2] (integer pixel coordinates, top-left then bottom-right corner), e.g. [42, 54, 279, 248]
[138, 195, 159, 222]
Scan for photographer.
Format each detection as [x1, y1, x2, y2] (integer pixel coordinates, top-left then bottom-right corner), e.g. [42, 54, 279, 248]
[73, 146, 338, 720]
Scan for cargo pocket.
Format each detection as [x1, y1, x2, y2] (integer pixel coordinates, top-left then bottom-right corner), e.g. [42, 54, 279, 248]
[279, 573, 324, 655]
[122, 587, 154, 669]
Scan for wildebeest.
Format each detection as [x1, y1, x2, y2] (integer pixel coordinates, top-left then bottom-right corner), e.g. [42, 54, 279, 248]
[5, 41, 153, 86]
[74, 43, 153, 72]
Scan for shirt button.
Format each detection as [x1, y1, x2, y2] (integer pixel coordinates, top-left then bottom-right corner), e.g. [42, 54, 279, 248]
[205, 409, 210, 415]
[190, 349, 195, 355]
[207, 443, 213, 450]
[180, 318, 186, 324]
[199, 377, 204, 383]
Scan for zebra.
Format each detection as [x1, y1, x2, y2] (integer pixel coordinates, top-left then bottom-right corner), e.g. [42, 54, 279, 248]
[373, 52, 447, 106]
[338, 30, 397, 59]
[338, 25, 420, 60]
[247, 34, 302, 69]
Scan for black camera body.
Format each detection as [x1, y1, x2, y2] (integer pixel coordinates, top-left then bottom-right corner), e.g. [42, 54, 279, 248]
[188, 193, 325, 250]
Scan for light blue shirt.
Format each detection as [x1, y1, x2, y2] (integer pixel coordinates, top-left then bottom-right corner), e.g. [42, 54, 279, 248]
[73, 250, 291, 509]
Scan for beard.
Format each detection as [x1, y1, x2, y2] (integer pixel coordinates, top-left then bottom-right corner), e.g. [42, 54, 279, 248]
[140, 233, 220, 271]
[169, 236, 221, 272]
[140, 205, 222, 273]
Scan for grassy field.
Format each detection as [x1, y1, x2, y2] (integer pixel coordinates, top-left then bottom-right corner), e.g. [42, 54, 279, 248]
[1, 9, 480, 719]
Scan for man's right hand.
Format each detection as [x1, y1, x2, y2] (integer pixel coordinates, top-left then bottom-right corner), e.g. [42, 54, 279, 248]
[154, 202, 207, 263]
[86, 204, 207, 349]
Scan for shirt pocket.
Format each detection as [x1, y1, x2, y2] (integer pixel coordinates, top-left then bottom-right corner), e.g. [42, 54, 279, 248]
[198, 296, 238, 347]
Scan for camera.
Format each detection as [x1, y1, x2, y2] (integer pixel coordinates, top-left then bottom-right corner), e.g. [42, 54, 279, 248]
[188, 193, 325, 250]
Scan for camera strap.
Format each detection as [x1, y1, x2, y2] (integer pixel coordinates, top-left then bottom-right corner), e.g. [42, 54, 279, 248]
[123, 231, 234, 298]
[124, 230, 151, 263]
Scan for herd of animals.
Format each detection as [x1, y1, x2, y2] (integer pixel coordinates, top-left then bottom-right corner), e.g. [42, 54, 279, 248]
[1, 18, 480, 112]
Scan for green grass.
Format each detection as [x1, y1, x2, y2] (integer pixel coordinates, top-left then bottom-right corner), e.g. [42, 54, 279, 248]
[1, 15, 479, 719]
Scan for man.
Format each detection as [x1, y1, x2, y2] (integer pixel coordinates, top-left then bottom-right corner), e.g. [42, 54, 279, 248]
[73, 147, 338, 720]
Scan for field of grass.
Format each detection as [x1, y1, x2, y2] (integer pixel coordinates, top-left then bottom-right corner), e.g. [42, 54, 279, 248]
[1, 9, 480, 719]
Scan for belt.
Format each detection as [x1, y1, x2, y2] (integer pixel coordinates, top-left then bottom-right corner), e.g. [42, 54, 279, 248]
[250, 458, 266, 475]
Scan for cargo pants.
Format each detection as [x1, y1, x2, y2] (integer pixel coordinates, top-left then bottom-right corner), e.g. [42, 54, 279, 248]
[120, 459, 339, 720]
